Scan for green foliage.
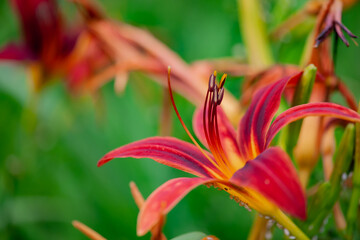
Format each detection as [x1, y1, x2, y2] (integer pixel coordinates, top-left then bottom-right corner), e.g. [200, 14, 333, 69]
[279, 64, 317, 156]
[301, 124, 355, 238]
[1, 0, 360, 239]
[170, 231, 207, 240]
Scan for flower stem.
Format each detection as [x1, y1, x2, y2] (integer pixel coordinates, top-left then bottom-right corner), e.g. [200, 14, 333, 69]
[237, 0, 273, 69]
[346, 103, 360, 237]
[274, 210, 310, 240]
[248, 214, 268, 240]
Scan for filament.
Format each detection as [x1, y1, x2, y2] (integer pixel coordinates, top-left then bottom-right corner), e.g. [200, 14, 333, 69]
[167, 67, 225, 179]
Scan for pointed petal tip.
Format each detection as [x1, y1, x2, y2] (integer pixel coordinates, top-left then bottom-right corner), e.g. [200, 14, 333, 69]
[137, 177, 215, 237]
[136, 227, 146, 237]
[97, 156, 113, 167]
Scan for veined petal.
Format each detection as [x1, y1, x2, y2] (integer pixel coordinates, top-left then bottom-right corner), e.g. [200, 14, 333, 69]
[265, 102, 360, 148]
[230, 147, 306, 220]
[98, 137, 222, 178]
[238, 72, 303, 159]
[0, 43, 34, 61]
[193, 107, 246, 169]
[137, 177, 215, 236]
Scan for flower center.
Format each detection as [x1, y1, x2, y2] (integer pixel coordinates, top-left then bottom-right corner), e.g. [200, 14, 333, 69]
[202, 72, 235, 178]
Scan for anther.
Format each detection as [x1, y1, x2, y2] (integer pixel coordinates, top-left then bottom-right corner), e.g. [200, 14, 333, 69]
[208, 73, 216, 92]
[219, 74, 227, 88]
[217, 87, 224, 105]
[213, 85, 218, 104]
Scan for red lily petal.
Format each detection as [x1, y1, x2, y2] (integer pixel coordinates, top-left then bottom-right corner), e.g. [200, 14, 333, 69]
[137, 177, 215, 236]
[241, 65, 300, 106]
[0, 43, 34, 61]
[230, 147, 306, 220]
[238, 72, 303, 159]
[98, 137, 221, 178]
[265, 102, 360, 148]
[193, 107, 245, 169]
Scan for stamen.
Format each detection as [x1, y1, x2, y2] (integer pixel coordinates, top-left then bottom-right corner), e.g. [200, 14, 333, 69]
[213, 85, 219, 104]
[209, 73, 216, 92]
[211, 103, 233, 174]
[217, 87, 225, 105]
[206, 89, 225, 167]
[204, 77, 229, 173]
[335, 20, 357, 38]
[167, 66, 224, 179]
[201, 72, 235, 177]
[219, 73, 227, 88]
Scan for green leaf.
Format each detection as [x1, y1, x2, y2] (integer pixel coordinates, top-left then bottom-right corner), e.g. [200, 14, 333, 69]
[170, 232, 208, 240]
[300, 124, 355, 237]
[279, 64, 317, 156]
[346, 104, 360, 238]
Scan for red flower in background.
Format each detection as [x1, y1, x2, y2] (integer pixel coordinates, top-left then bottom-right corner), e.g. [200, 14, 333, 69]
[0, 0, 80, 89]
[0, 0, 77, 62]
[98, 70, 360, 238]
[0, 0, 110, 93]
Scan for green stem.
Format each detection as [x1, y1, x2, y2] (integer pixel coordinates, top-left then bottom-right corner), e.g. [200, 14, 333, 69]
[248, 214, 268, 240]
[279, 64, 317, 157]
[274, 210, 310, 240]
[237, 0, 273, 69]
[302, 124, 355, 237]
[288, 64, 317, 153]
[346, 103, 360, 238]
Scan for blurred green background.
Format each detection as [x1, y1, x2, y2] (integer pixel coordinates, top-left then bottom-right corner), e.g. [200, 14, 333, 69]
[0, 0, 360, 239]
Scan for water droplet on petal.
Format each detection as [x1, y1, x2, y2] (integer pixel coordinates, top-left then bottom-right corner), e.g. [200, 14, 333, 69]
[341, 173, 347, 181]
[276, 223, 283, 229]
[265, 231, 272, 240]
[244, 204, 252, 212]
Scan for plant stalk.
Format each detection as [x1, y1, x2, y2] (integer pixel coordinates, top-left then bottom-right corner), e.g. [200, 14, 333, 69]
[237, 0, 273, 69]
[274, 210, 310, 240]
